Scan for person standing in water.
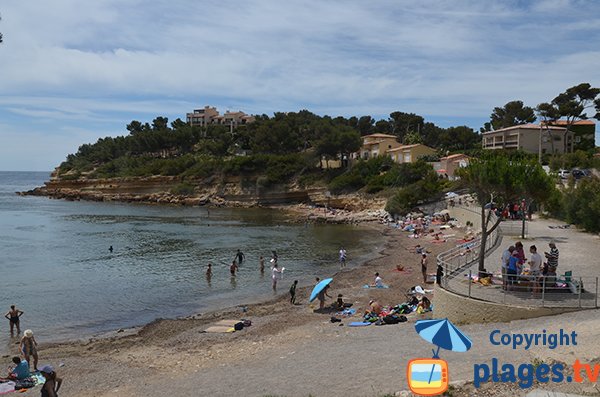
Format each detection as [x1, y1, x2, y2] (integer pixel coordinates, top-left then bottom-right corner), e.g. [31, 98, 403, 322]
[230, 260, 238, 276]
[206, 263, 212, 278]
[109, 245, 113, 253]
[339, 247, 347, 268]
[271, 263, 283, 291]
[259, 256, 265, 274]
[5, 305, 24, 335]
[235, 249, 245, 265]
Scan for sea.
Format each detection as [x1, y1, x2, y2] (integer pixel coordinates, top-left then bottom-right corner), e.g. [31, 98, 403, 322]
[0, 171, 381, 352]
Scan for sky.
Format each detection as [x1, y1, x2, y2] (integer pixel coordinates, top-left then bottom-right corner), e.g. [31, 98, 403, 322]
[0, 0, 599, 171]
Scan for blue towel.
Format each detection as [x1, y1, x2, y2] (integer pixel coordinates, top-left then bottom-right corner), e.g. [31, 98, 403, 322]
[348, 322, 371, 327]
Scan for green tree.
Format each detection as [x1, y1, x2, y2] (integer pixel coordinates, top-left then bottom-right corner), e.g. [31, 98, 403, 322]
[488, 100, 536, 130]
[357, 116, 375, 135]
[457, 156, 555, 275]
[390, 112, 424, 143]
[537, 83, 600, 155]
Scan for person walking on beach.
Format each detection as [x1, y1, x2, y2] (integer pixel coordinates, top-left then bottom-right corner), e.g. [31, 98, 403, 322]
[339, 247, 347, 268]
[230, 260, 238, 277]
[289, 280, 298, 304]
[5, 305, 23, 335]
[235, 249, 245, 265]
[40, 365, 62, 397]
[259, 256, 265, 274]
[20, 329, 38, 371]
[420, 253, 428, 283]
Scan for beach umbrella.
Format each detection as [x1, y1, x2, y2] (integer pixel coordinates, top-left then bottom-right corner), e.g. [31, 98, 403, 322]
[415, 318, 472, 384]
[309, 278, 333, 302]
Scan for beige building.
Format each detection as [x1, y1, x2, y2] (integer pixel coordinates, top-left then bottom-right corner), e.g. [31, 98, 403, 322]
[482, 123, 573, 155]
[387, 144, 437, 164]
[434, 153, 470, 180]
[357, 134, 402, 160]
[186, 106, 255, 128]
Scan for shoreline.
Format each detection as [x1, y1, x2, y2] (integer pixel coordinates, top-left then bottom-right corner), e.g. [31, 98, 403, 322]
[13, 218, 461, 396]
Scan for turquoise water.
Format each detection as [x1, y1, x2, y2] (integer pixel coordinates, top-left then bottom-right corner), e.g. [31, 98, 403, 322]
[0, 171, 381, 351]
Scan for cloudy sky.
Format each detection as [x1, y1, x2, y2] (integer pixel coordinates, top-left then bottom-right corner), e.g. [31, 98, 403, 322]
[1, 0, 599, 170]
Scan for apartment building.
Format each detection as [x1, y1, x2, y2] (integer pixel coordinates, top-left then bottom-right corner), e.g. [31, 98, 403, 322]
[481, 123, 573, 155]
[186, 106, 255, 128]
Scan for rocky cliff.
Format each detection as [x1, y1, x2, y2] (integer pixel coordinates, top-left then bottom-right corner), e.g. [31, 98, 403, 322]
[20, 174, 387, 220]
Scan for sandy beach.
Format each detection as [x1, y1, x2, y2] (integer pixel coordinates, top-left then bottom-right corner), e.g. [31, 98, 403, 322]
[2, 218, 459, 397]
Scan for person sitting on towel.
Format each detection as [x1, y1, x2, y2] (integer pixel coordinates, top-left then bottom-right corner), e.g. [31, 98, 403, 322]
[369, 300, 383, 315]
[8, 356, 30, 380]
[335, 294, 353, 309]
[371, 272, 384, 288]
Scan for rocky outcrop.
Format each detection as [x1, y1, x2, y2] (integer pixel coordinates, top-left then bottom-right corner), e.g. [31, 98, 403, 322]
[19, 175, 389, 223]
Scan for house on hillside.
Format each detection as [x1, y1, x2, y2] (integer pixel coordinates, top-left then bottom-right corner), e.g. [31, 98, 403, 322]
[356, 133, 402, 160]
[387, 144, 437, 164]
[481, 123, 573, 155]
[543, 120, 595, 151]
[186, 106, 255, 128]
[433, 153, 470, 180]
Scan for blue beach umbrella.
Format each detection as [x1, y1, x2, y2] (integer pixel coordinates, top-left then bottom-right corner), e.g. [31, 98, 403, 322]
[415, 318, 472, 384]
[309, 278, 333, 302]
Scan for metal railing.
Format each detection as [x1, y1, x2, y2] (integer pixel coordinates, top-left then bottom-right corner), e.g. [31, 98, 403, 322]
[437, 205, 598, 309]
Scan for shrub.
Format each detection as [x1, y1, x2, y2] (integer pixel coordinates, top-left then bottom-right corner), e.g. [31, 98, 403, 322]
[171, 183, 195, 196]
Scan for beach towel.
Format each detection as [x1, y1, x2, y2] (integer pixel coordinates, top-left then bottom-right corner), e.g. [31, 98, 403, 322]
[0, 381, 15, 395]
[204, 326, 235, 333]
[362, 284, 389, 289]
[348, 322, 371, 327]
[336, 308, 356, 317]
[214, 319, 243, 327]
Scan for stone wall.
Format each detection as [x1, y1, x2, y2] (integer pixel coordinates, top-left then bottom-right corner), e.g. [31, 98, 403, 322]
[433, 285, 581, 324]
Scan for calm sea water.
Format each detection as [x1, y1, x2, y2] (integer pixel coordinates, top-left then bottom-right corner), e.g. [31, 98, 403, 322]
[0, 171, 381, 351]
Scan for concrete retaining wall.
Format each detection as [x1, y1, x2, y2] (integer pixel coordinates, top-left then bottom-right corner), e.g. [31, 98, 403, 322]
[433, 285, 580, 324]
[448, 206, 482, 229]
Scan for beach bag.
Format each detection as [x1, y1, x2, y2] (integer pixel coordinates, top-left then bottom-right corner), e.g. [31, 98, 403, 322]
[383, 315, 400, 324]
[234, 322, 244, 331]
[398, 315, 408, 322]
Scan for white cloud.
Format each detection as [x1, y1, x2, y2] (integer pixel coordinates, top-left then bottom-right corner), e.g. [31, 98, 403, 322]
[0, 0, 599, 170]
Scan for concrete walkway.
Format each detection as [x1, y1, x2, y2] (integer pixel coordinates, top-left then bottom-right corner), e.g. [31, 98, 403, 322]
[446, 216, 600, 309]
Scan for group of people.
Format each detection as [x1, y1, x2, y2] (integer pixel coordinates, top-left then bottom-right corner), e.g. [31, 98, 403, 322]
[205, 250, 285, 291]
[501, 241, 560, 293]
[3, 308, 62, 396]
